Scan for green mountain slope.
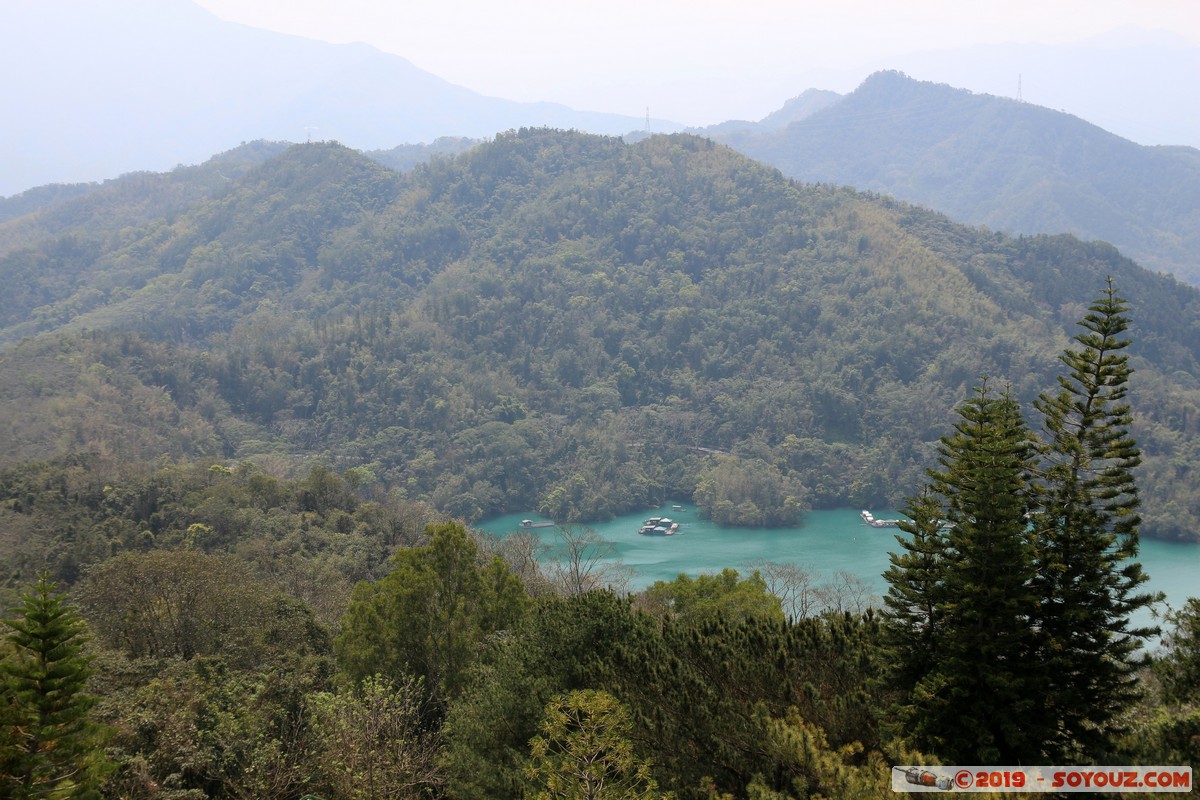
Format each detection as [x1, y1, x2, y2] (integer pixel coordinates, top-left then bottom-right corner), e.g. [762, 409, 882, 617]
[716, 71, 1200, 285]
[1, 130, 1197, 538]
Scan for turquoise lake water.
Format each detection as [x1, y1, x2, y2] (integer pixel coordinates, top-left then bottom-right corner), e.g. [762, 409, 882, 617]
[479, 505, 1200, 639]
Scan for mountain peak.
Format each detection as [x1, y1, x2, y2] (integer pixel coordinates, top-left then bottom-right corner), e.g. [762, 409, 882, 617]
[758, 89, 844, 130]
[709, 72, 1200, 285]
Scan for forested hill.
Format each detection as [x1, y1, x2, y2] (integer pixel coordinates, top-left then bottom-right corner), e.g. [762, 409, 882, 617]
[1, 130, 1199, 539]
[714, 71, 1200, 286]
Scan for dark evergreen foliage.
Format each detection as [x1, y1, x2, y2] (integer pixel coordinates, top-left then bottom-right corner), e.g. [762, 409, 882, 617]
[885, 284, 1161, 765]
[1155, 598, 1200, 706]
[888, 382, 1043, 762]
[1, 574, 109, 799]
[444, 587, 884, 800]
[1029, 280, 1159, 759]
[880, 488, 945, 714]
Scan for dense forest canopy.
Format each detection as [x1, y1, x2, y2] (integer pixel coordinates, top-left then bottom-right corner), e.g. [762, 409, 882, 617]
[2, 127, 1199, 800]
[1, 458, 1196, 798]
[0, 129, 1198, 540]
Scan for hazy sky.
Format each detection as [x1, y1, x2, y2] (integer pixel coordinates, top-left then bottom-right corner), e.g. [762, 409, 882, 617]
[192, 0, 1200, 126]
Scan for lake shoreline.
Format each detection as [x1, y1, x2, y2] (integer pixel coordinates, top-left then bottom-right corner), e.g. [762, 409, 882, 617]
[478, 506, 1200, 640]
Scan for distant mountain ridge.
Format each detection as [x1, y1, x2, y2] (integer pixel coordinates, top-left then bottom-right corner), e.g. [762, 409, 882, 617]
[694, 89, 843, 135]
[712, 71, 1200, 285]
[0, 0, 677, 197]
[6, 1, 1196, 206]
[871, 28, 1200, 150]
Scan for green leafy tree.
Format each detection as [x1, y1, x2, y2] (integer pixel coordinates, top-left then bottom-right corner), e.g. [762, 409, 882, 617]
[335, 521, 528, 706]
[77, 550, 266, 662]
[1, 573, 109, 799]
[524, 689, 670, 800]
[693, 457, 808, 528]
[638, 568, 784, 626]
[886, 381, 1042, 763]
[1030, 279, 1159, 759]
[308, 674, 442, 800]
[444, 588, 884, 800]
[91, 652, 329, 800]
[442, 591, 650, 800]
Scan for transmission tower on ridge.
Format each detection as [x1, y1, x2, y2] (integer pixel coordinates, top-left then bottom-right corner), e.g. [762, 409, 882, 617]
[1017, 74, 1023, 103]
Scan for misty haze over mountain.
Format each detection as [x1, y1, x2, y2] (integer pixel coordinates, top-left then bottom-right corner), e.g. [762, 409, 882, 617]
[861, 27, 1199, 151]
[699, 72, 1200, 286]
[3, 0, 1197, 197]
[0, 0, 675, 196]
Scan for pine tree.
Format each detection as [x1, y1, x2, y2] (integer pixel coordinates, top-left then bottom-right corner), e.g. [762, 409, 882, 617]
[881, 488, 946, 719]
[886, 381, 1043, 763]
[885, 283, 1158, 764]
[524, 690, 669, 800]
[1030, 279, 1158, 760]
[1, 573, 109, 799]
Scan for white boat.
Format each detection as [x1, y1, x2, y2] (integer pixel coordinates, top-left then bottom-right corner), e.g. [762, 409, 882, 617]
[860, 510, 899, 528]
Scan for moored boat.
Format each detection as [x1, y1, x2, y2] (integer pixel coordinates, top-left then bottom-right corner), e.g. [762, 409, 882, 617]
[639, 516, 680, 535]
[860, 510, 900, 528]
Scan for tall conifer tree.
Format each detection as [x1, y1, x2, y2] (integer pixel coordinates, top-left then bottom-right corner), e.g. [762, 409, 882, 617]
[885, 282, 1157, 764]
[886, 381, 1042, 763]
[882, 488, 946, 696]
[1030, 279, 1158, 760]
[1, 573, 108, 799]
